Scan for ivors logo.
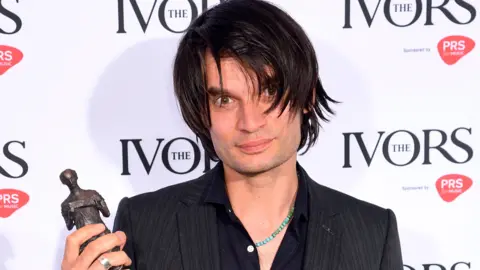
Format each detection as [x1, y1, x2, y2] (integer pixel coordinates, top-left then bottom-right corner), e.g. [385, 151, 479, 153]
[120, 137, 214, 175]
[117, 0, 227, 34]
[343, 0, 476, 28]
[343, 127, 473, 168]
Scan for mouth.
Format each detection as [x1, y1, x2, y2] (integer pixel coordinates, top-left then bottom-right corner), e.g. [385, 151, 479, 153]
[237, 138, 273, 154]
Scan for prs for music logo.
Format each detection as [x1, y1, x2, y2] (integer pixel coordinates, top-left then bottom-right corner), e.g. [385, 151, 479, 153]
[435, 174, 473, 202]
[0, 189, 29, 218]
[437, 35, 475, 65]
[0, 45, 23, 75]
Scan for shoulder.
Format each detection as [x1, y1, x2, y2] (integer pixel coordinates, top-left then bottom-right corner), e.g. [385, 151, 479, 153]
[112, 169, 214, 234]
[308, 179, 396, 225]
[299, 163, 391, 220]
[118, 168, 215, 212]
[309, 180, 400, 247]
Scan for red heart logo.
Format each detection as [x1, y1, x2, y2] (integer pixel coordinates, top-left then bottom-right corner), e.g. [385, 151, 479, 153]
[0, 45, 23, 75]
[0, 189, 30, 218]
[437, 35, 475, 65]
[435, 174, 473, 202]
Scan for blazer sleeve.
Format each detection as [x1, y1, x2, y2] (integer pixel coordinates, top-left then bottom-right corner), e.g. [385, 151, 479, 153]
[379, 209, 404, 270]
[113, 197, 137, 270]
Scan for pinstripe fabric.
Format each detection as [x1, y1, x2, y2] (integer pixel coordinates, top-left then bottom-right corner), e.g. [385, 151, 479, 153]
[113, 163, 404, 270]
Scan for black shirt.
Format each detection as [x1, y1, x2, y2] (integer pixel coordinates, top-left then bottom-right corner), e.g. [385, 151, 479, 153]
[203, 168, 309, 270]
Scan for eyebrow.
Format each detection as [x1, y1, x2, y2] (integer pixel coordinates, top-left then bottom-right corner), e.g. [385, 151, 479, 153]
[206, 86, 229, 96]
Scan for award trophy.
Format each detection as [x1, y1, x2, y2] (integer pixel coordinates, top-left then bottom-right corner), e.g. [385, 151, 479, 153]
[60, 169, 123, 270]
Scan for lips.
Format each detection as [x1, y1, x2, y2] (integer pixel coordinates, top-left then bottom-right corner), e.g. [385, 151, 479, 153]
[237, 138, 273, 154]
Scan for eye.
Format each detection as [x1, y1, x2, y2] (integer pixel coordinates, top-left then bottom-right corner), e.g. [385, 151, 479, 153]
[214, 96, 233, 106]
[265, 88, 275, 95]
[262, 87, 277, 100]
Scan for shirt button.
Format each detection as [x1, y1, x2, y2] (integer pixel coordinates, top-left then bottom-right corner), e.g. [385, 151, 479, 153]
[247, 245, 255, 253]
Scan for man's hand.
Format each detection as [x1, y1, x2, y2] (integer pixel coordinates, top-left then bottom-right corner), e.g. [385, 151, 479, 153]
[61, 223, 132, 270]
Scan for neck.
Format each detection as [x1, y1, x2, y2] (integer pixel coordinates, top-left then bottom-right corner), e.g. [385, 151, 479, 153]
[223, 156, 298, 223]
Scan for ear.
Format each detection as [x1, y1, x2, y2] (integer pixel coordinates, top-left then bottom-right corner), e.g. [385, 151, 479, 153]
[303, 88, 316, 114]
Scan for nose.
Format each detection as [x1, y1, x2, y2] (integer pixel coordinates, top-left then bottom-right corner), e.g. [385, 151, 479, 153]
[236, 101, 267, 133]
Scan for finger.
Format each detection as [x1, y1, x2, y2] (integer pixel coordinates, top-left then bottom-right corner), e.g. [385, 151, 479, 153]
[76, 231, 126, 269]
[89, 251, 132, 270]
[115, 231, 127, 250]
[64, 224, 106, 264]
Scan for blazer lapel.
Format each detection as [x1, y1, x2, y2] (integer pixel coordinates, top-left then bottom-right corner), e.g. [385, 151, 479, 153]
[177, 203, 221, 270]
[301, 167, 343, 270]
[176, 166, 222, 270]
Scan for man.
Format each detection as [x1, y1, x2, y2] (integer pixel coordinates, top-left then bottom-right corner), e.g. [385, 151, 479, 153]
[61, 0, 404, 269]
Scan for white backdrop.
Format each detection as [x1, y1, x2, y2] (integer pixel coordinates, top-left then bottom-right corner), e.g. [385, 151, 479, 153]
[0, 0, 479, 269]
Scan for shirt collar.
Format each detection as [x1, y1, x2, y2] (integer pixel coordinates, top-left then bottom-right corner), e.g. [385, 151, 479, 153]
[204, 162, 309, 230]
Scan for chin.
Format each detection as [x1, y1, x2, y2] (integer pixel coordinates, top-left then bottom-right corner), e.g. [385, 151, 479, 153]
[231, 163, 273, 176]
[227, 154, 283, 176]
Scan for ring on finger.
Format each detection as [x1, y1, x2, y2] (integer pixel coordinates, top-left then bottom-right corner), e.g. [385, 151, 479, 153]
[98, 256, 112, 269]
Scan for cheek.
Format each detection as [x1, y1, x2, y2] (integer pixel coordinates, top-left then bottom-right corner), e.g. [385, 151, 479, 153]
[275, 112, 302, 137]
[209, 113, 235, 143]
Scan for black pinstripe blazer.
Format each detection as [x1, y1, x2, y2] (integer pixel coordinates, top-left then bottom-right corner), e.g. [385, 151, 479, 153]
[113, 162, 404, 270]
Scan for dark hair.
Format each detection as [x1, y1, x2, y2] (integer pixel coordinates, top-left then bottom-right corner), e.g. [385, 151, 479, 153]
[173, 0, 339, 161]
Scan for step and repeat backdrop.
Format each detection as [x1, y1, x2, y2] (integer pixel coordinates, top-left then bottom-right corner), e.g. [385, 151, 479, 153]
[0, 0, 478, 269]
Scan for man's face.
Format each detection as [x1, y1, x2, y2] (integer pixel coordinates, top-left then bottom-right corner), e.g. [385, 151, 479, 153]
[205, 52, 303, 175]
